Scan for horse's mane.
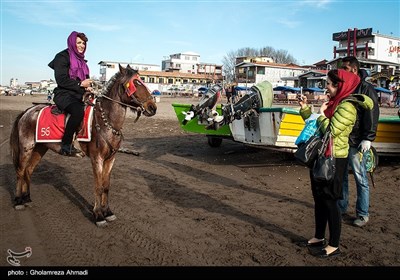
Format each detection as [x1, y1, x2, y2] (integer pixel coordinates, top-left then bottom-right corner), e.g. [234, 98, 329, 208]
[100, 67, 139, 97]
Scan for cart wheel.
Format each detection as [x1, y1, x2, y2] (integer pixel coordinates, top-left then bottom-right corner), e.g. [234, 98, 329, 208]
[207, 136, 222, 147]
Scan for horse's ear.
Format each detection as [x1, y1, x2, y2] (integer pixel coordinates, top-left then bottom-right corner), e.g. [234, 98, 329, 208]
[118, 64, 126, 74]
[126, 64, 133, 70]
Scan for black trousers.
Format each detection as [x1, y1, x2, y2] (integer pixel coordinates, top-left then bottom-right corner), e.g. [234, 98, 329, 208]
[62, 102, 84, 145]
[310, 157, 348, 248]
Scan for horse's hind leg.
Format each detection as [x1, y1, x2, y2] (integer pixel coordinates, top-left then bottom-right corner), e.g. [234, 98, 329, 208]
[15, 145, 48, 209]
[24, 146, 48, 204]
[14, 146, 34, 210]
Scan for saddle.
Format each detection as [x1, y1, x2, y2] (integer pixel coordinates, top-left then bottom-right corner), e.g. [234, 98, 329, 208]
[35, 98, 96, 143]
[51, 106, 63, 115]
[50, 92, 95, 115]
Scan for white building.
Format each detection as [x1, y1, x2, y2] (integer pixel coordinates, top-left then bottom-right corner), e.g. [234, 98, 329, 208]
[330, 28, 400, 87]
[162, 51, 200, 73]
[333, 27, 400, 64]
[235, 57, 306, 88]
[10, 78, 18, 87]
[98, 61, 160, 82]
[161, 51, 222, 77]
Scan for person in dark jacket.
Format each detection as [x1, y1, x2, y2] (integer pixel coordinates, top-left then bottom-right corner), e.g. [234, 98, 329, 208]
[338, 56, 380, 227]
[48, 31, 93, 156]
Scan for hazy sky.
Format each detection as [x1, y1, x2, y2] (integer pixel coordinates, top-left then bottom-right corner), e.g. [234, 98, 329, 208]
[1, 0, 399, 85]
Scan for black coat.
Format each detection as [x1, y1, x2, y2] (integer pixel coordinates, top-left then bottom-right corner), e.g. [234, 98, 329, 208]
[48, 49, 88, 110]
[348, 69, 380, 147]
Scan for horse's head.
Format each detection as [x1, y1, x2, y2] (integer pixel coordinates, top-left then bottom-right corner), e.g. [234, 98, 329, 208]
[118, 64, 157, 117]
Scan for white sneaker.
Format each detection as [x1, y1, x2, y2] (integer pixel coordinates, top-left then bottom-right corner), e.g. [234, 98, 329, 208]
[353, 216, 369, 227]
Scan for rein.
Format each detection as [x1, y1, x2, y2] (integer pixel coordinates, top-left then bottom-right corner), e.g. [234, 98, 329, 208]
[92, 97, 123, 160]
[90, 76, 152, 159]
[93, 77, 153, 123]
[100, 94, 143, 122]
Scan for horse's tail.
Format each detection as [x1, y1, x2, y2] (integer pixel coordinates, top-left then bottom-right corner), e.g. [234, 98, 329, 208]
[10, 111, 25, 171]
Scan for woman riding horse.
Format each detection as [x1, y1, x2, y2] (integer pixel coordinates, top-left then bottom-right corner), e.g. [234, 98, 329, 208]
[10, 64, 157, 226]
[48, 31, 94, 156]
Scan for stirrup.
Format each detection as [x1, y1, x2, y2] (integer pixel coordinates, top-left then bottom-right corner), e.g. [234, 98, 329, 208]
[60, 144, 82, 156]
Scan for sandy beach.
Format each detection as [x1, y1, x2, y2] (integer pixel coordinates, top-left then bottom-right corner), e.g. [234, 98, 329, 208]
[0, 94, 399, 272]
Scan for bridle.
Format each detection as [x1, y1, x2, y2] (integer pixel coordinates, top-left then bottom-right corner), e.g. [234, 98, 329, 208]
[99, 74, 152, 111]
[95, 74, 153, 124]
[91, 73, 153, 133]
[90, 73, 153, 159]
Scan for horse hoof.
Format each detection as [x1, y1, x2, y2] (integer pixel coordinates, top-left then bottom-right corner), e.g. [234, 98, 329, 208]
[95, 220, 108, 227]
[24, 201, 33, 207]
[14, 205, 25, 211]
[105, 214, 117, 222]
[75, 151, 86, 158]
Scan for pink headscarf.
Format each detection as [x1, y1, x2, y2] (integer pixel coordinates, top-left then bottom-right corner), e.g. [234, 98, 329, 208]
[324, 69, 360, 119]
[67, 31, 90, 81]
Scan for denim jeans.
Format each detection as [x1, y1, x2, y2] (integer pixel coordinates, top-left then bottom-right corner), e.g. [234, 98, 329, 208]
[338, 146, 370, 217]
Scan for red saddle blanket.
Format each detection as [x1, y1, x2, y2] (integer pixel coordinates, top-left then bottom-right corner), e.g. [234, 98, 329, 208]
[35, 102, 95, 143]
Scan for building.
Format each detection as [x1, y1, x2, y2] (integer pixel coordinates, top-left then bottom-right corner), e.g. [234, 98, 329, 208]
[234, 56, 306, 88]
[162, 51, 200, 73]
[98, 60, 223, 93]
[98, 51, 224, 93]
[332, 28, 399, 63]
[161, 51, 223, 82]
[24, 81, 41, 90]
[330, 28, 400, 88]
[98, 61, 160, 82]
[10, 78, 18, 87]
[297, 70, 328, 89]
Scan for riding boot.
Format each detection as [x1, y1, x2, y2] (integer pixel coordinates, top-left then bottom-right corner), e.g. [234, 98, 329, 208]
[60, 143, 82, 156]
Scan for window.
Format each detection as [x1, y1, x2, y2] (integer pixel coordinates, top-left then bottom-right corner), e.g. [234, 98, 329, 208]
[149, 77, 155, 83]
[257, 68, 265, 75]
[158, 78, 164, 83]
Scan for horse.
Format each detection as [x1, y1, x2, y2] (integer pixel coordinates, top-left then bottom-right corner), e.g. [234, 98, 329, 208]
[9, 64, 157, 226]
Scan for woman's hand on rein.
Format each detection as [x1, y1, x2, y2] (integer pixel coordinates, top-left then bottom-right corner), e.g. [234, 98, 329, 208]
[80, 79, 93, 88]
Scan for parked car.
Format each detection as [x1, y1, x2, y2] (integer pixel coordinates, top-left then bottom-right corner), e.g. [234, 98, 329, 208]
[198, 87, 208, 96]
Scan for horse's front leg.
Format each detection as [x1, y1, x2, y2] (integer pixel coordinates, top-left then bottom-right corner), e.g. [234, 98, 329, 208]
[101, 156, 117, 222]
[91, 157, 107, 226]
